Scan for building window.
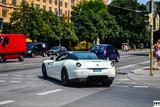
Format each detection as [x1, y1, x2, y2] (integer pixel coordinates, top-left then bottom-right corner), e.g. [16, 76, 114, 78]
[12, 0, 17, 6]
[60, 0, 62, 7]
[22, 0, 26, 4]
[36, 4, 40, 8]
[49, 0, 52, 4]
[55, 0, 57, 6]
[49, 7, 52, 11]
[2, 0, 6, 4]
[43, 0, 46, 3]
[65, 10, 67, 15]
[60, 9, 62, 16]
[2, 9, 7, 17]
[55, 8, 58, 15]
[71, 0, 74, 6]
[65, 2, 67, 8]
[43, 5, 46, 10]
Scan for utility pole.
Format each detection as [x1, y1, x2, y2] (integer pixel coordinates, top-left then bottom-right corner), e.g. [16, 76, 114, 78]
[150, 0, 154, 76]
[58, 0, 61, 46]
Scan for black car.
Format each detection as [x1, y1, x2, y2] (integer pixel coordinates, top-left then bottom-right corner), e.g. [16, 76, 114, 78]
[89, 44, 120, 62]
[26, 42, 48, 57]
[47, 46, 67, 56]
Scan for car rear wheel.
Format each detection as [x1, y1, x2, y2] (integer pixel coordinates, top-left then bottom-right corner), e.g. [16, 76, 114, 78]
[102, 77, 114, 87]
[61, 68, 70, 86]
[42, 64, 48, 79]
[19, 55, 24, 62]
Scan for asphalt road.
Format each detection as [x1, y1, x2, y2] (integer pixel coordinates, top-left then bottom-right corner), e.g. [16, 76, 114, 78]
[0, 50, 159, 107]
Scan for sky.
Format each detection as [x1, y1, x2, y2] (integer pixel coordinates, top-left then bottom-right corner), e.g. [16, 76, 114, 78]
[108, 0, 160, 4]
[138, 0, 160, 4]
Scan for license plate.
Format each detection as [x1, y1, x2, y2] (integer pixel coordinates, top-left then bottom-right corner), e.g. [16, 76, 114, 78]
[93, 68, 101, 72]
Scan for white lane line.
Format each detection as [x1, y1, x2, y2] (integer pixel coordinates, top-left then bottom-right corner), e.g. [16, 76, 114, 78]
[0, 74, 9, 77]
[37, 89, 63, 96]
[10, 81, 22, 83]
[0, 80, 5, 83]
[12, 75, 22, 77]
[116, 61, 150, 70]
[133, 86, 149, 88]
[0, 100, 15, 105]
[115, 85, 129, 88]
[116, 79, 130, 81]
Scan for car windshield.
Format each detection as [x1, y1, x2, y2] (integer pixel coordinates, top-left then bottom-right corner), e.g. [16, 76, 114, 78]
[73, 52, 98, 60]
[51, 46, 59, 50]
[0, 36, 3, 43]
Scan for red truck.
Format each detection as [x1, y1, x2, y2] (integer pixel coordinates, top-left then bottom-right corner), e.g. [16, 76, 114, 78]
[0, 34, 27, 62]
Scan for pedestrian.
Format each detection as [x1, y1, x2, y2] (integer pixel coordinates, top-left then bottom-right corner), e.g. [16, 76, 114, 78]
[153, 39, 160, 59]
[153, 39, 160, 70]
[153, 54, 160, 70]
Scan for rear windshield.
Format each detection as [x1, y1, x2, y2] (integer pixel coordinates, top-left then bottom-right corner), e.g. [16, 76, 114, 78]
[0, 36, 3, 43]
[73, 52, 98, 60]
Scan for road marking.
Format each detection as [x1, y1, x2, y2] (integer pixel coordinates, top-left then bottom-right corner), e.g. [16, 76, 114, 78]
[116, 79, 130, 81]
[116, 61, 150, 70]
[37, 89, 63, 96]
[12, 75, 22, 77]
[0, 100, 15, 105]
[115, 85, 129, 88]
[0, 80, 5, 83]
[10, 81, 21, 83]
[0, 74, 9, 77]
[133, 86, 149, 88]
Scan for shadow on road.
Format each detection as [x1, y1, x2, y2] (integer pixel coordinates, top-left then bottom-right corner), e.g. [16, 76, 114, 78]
[38, 76, 110, 88]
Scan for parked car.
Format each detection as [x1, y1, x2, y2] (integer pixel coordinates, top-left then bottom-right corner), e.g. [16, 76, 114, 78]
[89, 44, 120, 62]
[0, 34, 27, 62]
[26, 42, 47, 57]
[42, 51, 115, 87]
[47, 46, 67, 56]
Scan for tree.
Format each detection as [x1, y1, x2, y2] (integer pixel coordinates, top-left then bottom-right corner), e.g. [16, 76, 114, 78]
[109, 0, 150, 46]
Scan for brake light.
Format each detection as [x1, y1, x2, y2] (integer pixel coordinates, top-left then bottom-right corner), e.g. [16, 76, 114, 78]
[76, 62, 81, 67]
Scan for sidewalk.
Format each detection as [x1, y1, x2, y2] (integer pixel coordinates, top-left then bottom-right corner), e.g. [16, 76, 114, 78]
[128, 67, 160, 88]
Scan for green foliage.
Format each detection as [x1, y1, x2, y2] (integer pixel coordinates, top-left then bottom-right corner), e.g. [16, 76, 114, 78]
[109, 0, 150, 46]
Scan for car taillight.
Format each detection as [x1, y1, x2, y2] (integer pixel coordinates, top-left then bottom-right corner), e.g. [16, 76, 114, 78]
[111, 62, 115, 67]
[76, 62, 81, 67]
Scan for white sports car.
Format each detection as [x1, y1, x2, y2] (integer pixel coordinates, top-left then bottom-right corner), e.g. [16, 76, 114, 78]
[42, 51, 115, 87]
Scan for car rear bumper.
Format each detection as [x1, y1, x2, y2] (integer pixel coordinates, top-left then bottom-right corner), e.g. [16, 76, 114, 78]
[69, 68, 115, 80]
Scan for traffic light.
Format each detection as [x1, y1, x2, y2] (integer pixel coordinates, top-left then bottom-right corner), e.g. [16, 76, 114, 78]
[144, 13, 153, 30]
[154, 13, 159, 31]
[144, 13, 150, 25]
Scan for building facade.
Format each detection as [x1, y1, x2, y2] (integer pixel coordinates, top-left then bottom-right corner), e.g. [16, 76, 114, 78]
[0, 0, 81, 22]
[0, 0, 108, 22]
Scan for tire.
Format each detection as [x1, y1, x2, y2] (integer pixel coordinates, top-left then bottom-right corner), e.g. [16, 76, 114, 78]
[42, 64, 48, 79]
[61, 67, 70, 86]
[19, 55, 24, 62]
[102, 77, 114, 87]
[31, 53, 35, 57]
